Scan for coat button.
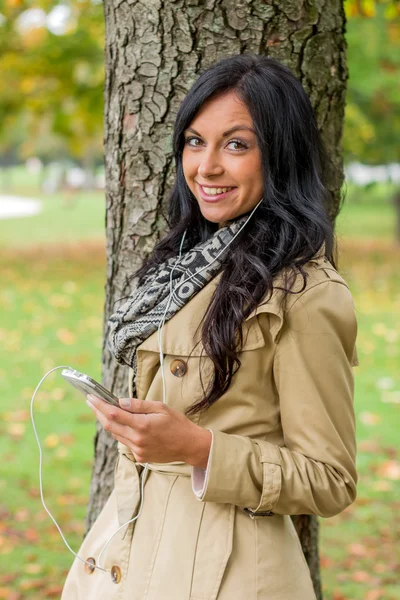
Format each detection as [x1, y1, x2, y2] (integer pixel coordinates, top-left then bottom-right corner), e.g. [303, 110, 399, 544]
[84, 557, 96, 574]
[111, 565, 122, 584]
[170, 358, 187, 377]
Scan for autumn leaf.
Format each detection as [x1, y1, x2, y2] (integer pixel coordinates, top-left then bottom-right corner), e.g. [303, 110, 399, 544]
[56, 328, 76, 345]
[377, 460, 400, 480]
[366, 591, 384, 600]
[358, 440, 382, 453]
[359, 411, 381, 426]
[3, 409, 29, 422]
[6, 423, 25, 440]
[351, 570, 373, 583]
[44, 434, 60, 449]
[24, 563, 42, 575]
[44, 586, 64, 598]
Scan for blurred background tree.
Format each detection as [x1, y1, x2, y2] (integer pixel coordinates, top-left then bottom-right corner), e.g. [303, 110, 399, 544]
[1, 0, 399, 183]
[344, 0, 400, 164]
[0, 0, 104, 175]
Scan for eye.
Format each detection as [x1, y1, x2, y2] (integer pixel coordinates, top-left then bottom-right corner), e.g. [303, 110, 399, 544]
[184, 136, 203, 147]
[183, 136, 248, 151]
[226, 139, 248, 151]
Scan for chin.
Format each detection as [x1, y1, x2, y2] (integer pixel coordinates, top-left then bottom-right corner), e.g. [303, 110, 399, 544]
[201, 212, 231, 225]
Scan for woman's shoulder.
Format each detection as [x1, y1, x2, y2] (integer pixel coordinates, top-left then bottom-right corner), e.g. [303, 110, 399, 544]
[252, 252, 352, 318]
[245, 250, 356, 346]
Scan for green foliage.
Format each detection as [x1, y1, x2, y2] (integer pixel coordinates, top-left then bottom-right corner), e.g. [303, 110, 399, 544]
[344, 1, 400, 163]
[0, 0, 105, 161]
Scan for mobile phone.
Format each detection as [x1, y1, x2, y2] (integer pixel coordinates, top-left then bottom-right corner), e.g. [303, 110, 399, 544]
[61, 368, 120, 408]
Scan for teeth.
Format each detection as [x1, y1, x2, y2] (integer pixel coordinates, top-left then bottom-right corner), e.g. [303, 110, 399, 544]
[202, 187, 234, 195]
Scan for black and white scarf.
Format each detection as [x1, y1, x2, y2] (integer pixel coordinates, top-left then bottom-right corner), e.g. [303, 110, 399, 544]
[107, 215, 248, 395]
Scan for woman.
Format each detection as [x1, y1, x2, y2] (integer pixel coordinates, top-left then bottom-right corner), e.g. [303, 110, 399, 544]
[61, 54, 359, 600]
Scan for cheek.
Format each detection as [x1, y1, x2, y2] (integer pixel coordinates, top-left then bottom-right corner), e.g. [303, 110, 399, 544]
[182, 151, 197, 181]
[241, 155, 263, 189]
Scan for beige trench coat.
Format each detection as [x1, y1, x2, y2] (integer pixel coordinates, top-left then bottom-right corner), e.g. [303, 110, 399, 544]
[61, 253, 359, 600]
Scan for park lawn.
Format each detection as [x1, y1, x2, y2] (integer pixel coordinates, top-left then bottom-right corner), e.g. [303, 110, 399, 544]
[0, 245, 106, 597]
[0, 195, 399, 599]
[0, 190, 106, 247]
[319, 240, 400, 600]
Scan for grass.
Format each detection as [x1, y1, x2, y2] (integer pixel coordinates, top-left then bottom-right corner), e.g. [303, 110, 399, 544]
[0, 176, 399, 599]
[0, 245, 106, 596]
[0, 191, 105, 247]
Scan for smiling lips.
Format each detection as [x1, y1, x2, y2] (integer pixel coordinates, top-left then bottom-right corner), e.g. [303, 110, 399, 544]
[197, 183, 237, 202]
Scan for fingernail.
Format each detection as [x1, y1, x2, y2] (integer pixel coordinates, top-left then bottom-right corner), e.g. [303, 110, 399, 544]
[86, 399, 94, 410]
[119, 398, 131, 409]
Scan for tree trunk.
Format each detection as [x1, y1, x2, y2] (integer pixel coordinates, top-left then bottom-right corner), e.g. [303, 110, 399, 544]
[87, 2, 348, 598]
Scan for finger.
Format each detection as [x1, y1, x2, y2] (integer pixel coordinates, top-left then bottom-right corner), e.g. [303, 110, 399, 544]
[118, 397, 168, 414]
[95, 408, 135, 440]
[110, 432, 140, 457]
[87, 395, 160, 438]
[87, 395, 136, 426]
[86, 398, 135, 438]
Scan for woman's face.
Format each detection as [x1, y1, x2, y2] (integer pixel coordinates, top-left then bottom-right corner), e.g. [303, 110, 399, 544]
[182, 90, 264, 227]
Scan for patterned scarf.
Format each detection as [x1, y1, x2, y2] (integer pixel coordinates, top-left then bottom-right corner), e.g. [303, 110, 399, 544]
[107, 215, 248, 395]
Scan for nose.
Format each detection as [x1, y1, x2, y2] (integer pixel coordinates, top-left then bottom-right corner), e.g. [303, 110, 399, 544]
[197, 149, 224, 179]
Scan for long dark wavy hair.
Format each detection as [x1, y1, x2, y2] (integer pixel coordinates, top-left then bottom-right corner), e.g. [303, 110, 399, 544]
[132, 54, 336, 417]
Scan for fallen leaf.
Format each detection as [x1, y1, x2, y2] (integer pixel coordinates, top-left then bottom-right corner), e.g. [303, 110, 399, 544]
[347, 542, 370, 557]
[60, 433, 75, 445]
[44, 586, 64, 598]
[359, 412, 381, 426]
[0, 575, 17, 585]
[366, 590, 384, 600]
[320, 554, 334, 568]
[14, 508, 30, 522]
[351, 570, 373, 583]
[6, 423, 25, 439]
[3, 410, 29, 422]
[24, 528, 40, 543]
[19, 578, 46, 591]
[44, 434, 60, 449]
[373, 480, 392, 491]
[377, 460, 400, 480]
[359, 440, 381, 453]
[55, 447, 69, 459]
[56, 328, 76, 345]
[24, 564, 42, 575]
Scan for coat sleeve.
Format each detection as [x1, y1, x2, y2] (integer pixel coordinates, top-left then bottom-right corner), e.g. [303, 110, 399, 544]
[190, 280, 358, 518]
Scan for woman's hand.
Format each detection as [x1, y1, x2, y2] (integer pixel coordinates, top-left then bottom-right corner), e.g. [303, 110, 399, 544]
[86, 394, 212, 468]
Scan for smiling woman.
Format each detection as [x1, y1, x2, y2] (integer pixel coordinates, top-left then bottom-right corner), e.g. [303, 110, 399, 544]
[61, 54, 359, 600]
[182, 94, 264, 228]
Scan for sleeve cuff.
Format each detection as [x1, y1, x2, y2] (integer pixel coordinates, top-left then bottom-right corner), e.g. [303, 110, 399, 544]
[191, 429, 214, 497]
[191, 429, 282, 512]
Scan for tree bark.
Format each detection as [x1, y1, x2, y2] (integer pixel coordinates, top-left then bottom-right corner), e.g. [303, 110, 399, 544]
[87, 2, 348, 598]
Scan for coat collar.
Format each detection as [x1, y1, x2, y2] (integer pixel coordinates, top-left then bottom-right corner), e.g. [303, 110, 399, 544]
[137, 245, 328, 356]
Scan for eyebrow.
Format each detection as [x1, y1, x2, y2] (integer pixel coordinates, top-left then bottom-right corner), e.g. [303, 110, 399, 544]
[185, 125, 256, 137]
